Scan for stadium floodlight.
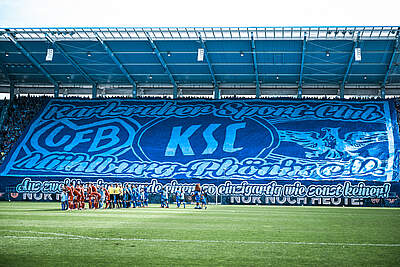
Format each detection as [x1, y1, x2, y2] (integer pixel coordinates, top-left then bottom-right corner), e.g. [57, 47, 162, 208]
[355, 48, 361, 61]
[46, 48, 54, 61]
[197, 48, 204, 61]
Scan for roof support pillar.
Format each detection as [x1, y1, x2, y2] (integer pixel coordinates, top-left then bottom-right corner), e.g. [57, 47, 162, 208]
[173, 85, 178, 99]
[10, 82, 15, 101]
[251, 33, 260, 98]
[132, 86, 137, 98]
[297, 86, 303, 99]
[54, 83, 59, 98]
[298, 34, 307, 99]
[214, 84, 220, 99]
[339, 84, 345, 99]
[380, 85, 386, 99]
[256, 83, 260, 99]
[92, 84, 97, 98]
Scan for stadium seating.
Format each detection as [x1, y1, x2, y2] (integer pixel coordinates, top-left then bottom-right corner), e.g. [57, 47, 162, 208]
[0, 96, 49, 163]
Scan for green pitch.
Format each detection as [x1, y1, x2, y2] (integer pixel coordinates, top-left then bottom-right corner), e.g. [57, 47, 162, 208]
[0, 202, 399, 266]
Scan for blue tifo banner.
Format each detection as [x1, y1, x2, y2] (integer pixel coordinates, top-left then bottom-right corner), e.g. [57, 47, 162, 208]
[0, 99, 399, 182]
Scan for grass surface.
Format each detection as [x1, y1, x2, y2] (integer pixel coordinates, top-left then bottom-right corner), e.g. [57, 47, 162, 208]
[0, 202, 399, 266]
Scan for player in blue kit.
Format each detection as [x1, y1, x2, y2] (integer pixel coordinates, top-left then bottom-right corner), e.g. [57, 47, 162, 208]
[140, 188, 146, 207]
[130, 185, 138, 208]
[143, 185, 149, 207]
[201, 190, 208, 210]
[136, 186, 142, 207]
[61, 188, 68, 210]
[122, 185, 129, 208]
[99, 186, 105, 209]
[176, 189, 186, 208]
[160, 187, 169, 208]
[124, 185, 132, 208]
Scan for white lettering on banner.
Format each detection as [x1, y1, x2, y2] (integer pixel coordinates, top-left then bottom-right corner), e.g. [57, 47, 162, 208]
[165, 123, 245, 156]
[13, 154, 386, 180]
[42, 101, 384, 122]
[230, 197, 364, 206]
[15, 178, 392, 199]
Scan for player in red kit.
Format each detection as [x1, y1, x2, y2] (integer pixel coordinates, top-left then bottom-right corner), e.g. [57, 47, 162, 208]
[76, 184, 85, 209]
[86, 183, 93, 209]
[65, 184, 74, 210]
[89, 183, 101, 209]
[72, 186, 82, 209]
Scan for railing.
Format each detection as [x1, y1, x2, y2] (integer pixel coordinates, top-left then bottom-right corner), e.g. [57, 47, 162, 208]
[1, 26, 399, 40]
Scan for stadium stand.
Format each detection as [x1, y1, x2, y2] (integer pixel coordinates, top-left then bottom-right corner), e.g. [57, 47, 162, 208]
[1, 15, 400, 266]
[0, 95, 49, 163]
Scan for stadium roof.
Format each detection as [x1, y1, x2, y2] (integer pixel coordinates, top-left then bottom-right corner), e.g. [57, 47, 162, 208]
[0, 26, 399, 98]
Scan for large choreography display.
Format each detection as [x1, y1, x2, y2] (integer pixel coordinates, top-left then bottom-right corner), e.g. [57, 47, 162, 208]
[1, 99, 399, 182]
[1, 99, 399, 205]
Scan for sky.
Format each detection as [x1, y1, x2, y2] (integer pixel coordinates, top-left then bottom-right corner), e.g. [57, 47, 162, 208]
[0, 0, 399, 28]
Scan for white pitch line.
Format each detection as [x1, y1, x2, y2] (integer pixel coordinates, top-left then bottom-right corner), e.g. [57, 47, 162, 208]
[0, 230, 81, 238]
[1, 230, 400, 247]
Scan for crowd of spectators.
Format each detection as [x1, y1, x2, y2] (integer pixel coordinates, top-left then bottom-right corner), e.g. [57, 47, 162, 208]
[0, 96, 49, 163]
